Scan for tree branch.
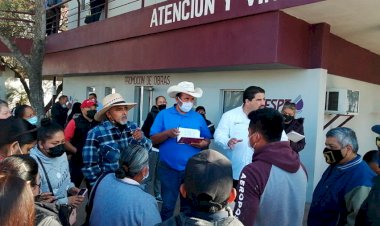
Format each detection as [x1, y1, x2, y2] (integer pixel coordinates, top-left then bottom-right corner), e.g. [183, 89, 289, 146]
[0, 34, 32, 69]
[0, 57, 31, 99]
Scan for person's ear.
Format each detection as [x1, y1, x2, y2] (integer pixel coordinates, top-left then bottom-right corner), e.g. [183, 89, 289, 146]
[8, 141, 19, 156]
[105, 111, 113, 121]
[179, 184, 187, 198]
[345, 145, 354, 154]
[143, 166, 149, 177]
[227, 188, 237, 203]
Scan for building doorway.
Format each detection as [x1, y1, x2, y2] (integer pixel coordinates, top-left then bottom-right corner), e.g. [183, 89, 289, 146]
[133, 86, 154, 127]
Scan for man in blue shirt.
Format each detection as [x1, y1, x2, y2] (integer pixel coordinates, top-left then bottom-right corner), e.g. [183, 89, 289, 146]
[82, 93, 152, 187]
[150, 81, 211, 220]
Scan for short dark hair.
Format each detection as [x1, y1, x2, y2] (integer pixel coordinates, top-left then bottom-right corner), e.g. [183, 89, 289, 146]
[89, 93, 97, 98]
[14, 105, 33, 119]
[195, 106, 205, 112]
[58, 95, 67, 101]
[243, 86, 265, 104]
[248, 108, 283, 142]
[363, 150, 379, 164]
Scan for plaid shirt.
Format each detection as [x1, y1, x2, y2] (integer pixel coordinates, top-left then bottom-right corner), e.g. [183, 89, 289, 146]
[82, 120, 152, 185]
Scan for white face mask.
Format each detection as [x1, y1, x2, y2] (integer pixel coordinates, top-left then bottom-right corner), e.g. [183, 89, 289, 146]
[178, 98, 193, 113]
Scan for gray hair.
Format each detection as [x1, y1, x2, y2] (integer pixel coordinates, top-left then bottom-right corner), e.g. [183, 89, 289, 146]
[326, 127, 359, 153]
[115, 144, 149, 179]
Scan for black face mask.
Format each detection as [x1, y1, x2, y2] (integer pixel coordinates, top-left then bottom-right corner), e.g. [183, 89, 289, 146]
[87, 110, 97, 119]
[48, 144, 65, 158]
[323, 147, 344, 165]
[158, 104, 166, 111]
[283, 115, 294, 123]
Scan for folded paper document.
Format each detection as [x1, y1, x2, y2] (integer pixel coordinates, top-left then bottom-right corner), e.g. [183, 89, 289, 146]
[286, 131, 305, 143]
[177, 127, 204, 144]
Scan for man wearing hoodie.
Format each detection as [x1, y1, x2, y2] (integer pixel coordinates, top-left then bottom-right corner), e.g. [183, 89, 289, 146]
[234, 108, 307, 226]
[141, 95, 167, 200]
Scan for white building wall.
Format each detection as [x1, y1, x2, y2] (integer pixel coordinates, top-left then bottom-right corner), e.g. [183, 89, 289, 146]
[324, 74, 380, 155]
[62, 68, 380, 202]
[0, 67, 14, 100]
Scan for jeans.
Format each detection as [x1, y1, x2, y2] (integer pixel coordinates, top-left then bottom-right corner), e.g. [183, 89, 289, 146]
[159, 162, 191, 221]
[146, 151, 161, 197]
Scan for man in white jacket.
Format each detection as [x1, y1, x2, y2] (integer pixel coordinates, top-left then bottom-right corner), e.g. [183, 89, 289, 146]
[215, 86, 266, 187]
[215, 86, 288, 188]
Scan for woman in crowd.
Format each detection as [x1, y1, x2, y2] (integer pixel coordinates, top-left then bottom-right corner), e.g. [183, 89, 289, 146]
[0, 117, 30, 160]
[66, 102, 81, 124]
[0, 99, 11, 119]
[30, 118, 84, 207]
[0, 155, 77, 226]
[0, 174, 35, 226]
[14, 104, 38, 125]
[17, 119, 38, 154]
[90, 144, 161, 226]
[281, 101, 306, 153]
[363, 150, 380, 174]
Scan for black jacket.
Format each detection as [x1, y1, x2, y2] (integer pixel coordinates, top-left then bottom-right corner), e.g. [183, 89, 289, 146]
[142, 105, 160, 138]
[51, 102, 69, 128]
[355, 175, 380, 226]
[70, 115, 99, 165]
[284, 118, 305, 153]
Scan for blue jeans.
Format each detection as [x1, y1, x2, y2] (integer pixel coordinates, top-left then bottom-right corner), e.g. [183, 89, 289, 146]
[159, 162, 190, 221]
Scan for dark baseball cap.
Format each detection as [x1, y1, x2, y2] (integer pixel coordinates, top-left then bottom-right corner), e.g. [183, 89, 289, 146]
[184, 149, 233, 210]
[372, 125, 380, 135]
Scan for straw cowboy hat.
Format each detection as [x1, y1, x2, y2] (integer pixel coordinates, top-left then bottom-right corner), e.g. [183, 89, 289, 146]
[94, 93, 136, 121]
[167, 81, 203, 98]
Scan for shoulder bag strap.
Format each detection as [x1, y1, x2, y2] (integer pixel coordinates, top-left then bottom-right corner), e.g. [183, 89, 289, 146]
[36, 156, 54, 196]
[87, 172, 111, 213]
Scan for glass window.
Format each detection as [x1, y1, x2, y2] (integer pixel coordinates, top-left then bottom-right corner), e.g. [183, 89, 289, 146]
[105, 87, 115, 96]
[86, 87, 95, 97]
[222, 90, 243, 113]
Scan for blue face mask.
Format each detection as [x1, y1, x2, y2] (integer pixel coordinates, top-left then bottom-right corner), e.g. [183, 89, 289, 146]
[27, 116, 38, 125]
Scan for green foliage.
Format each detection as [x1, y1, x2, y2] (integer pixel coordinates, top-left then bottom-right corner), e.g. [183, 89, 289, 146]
[0, 0, 35, 38]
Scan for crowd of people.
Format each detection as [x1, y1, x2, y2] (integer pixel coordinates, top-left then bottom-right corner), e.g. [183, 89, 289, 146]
[0, 82, 379, 226]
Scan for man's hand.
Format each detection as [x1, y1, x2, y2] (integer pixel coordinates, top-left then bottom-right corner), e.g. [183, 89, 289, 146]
[190, 139, 209, 149]
[166, 128, 180, 138]
[132, 128, 143, 141]
[228, 138, 243, 149]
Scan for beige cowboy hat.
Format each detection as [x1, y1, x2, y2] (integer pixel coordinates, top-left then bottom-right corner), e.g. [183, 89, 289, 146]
[167, 81, 203, 98]
[94, 93, 136, 121]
